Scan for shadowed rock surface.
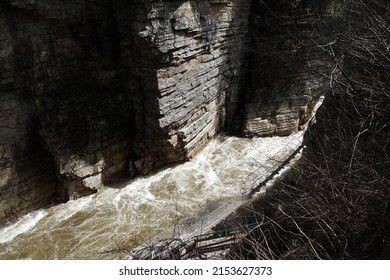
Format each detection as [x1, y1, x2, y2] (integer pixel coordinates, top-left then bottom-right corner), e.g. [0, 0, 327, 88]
[0, 0, 334, 225]
[234, 0, 334, 137]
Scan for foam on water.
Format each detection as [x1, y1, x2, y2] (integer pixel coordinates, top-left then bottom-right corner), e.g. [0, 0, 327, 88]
[49, 195, 94, 222]
[0, 210, 47, 244]
[0, 131, 304, 259]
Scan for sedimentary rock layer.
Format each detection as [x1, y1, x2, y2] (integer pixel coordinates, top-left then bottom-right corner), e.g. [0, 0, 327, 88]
[119, 0, 250, 174]
[0, 0, 335, 224]
[236, 1, 335, 137]
[0, 0, 134, 223]
[0, 0, 251, 224]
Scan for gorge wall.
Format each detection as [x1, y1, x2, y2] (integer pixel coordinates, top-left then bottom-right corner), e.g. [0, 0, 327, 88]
[0, 0, 335, 225]
[118, 0, 251, 175]
[0, 0, 251, 224]
[234, 0, 334, 137]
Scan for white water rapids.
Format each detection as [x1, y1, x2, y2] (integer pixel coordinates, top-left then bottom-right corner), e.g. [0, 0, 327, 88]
[0, 132, 304, 259]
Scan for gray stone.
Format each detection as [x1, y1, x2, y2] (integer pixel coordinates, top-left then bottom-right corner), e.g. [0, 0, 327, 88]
[82, 173, 102, 190]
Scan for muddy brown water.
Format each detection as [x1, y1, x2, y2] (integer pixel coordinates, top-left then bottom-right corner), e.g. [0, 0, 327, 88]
[0, 132, 303, 259]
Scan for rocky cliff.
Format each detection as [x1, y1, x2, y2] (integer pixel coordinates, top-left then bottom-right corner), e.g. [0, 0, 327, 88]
[0, 0, 138, 224]
[0, 0, 335, 225]
[0, 0, 251, 224]
[234, 0, 334, 137]
[119, 0, 250, 175]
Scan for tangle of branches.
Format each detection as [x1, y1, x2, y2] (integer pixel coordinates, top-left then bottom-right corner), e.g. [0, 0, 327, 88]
[227, 0, 390, 260]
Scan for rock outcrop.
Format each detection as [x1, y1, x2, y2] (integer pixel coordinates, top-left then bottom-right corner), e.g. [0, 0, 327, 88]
[0, 0, 250, 224]
[0, 0, 136, 222]
[120, 0, 250, 174]
[235, 0, 334, 137]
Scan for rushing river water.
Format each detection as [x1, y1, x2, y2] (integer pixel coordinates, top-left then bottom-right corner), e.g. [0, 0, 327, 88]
[0, 132, 303, 259]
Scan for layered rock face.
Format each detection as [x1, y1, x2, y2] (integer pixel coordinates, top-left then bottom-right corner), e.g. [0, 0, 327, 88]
[0, 0, 135, 223]
[0, 0, 335, 224]
[0, 0, 250, 223]
[118, 0, 250, 174]
[236, 1, 334, 137]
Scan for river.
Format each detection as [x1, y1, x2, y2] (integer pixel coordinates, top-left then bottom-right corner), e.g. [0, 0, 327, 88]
[0, 132, 303, 259]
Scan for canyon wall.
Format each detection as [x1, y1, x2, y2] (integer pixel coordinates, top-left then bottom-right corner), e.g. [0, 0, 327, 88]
[0, 0, 136, 223]
[120, 0, 250, 174]
[235, 0, 334, 137]
[0, 0, 336, 224]
[0, 0, 250, 224]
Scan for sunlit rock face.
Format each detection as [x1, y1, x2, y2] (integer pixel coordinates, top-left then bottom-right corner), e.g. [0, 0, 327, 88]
[120, 0, 251, 174]
[0, 0, 251, 223]
[236, 0, 335, 137]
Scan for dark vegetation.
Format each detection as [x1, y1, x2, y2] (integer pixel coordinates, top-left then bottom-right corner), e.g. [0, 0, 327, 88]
[228, 0, 390, 259]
